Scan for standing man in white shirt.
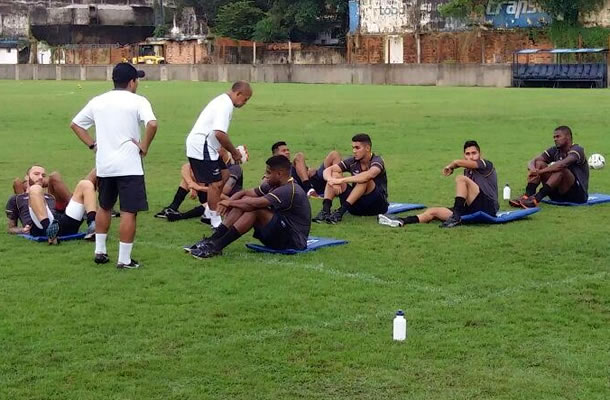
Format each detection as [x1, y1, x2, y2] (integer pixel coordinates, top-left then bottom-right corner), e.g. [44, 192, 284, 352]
[70, 63, 158, 269]
[185, 81, 252, 229]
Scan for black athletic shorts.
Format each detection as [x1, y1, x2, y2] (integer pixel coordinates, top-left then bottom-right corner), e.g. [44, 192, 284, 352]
[310, 164, 327, 196]
[28, 214, 82, 237]
[98, 175, 148, 213]
[340, 185, 389, 216]
[253, 213, 295, 250]
[548, 180, 588, 204]
[463, 192, 497, 216]
[189, 157, 227, 184]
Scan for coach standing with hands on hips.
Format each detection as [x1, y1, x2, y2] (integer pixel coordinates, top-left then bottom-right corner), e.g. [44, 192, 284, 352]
[70, 63, 158, 269]
[185, 81, 252, 230]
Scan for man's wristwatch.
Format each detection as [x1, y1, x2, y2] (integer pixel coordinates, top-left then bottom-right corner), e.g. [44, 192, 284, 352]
[89, 142, 96, 150]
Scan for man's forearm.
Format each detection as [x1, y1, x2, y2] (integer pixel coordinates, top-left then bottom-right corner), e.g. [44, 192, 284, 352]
[141, 121, 158, 151]
[71, 123, 95, 147]
[215, 131, 238, 154]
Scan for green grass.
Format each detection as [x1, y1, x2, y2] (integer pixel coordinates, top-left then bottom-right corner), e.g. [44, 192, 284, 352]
[1, 81, 609, 399]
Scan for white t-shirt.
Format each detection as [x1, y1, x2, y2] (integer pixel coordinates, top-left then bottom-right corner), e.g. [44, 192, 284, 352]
[72, 90, 156, 177]
[186, 93, 234, 161]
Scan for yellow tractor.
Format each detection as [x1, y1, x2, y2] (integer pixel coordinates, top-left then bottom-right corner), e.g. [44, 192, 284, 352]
[131, 43, 166, 64]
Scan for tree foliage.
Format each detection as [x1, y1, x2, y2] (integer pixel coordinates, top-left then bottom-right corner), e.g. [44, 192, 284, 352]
[214, 1, 265, 40]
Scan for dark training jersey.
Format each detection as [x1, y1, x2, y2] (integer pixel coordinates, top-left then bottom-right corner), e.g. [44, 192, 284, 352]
[255, 179, 311, 249]
[5, 193, 56, 227]
[464, 159, 499, 214]
[339, 154, 388, 200]
[542, 145, 589, 196]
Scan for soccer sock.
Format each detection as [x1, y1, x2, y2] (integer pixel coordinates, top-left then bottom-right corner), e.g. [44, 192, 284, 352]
[182, 205, 205, 220]
[337, 201, 351, 216]
[209, 210, 222, 228]
[95, 233, 107, 254]
[399, 215, 420, 224]
[322, 199, 332, 213]
[118, 242, 133, 265]
[210, 224, 229, 240]
[535, 184, 552, 202]
[525, 183, 538, 197]
[301, 179, 313, 191]
[40, 218, 50, 231]
[453, 197, 467, 216]
[86, 211, 96, 225]
[168, 187, 188, 211]
[212, 226, 241, 250]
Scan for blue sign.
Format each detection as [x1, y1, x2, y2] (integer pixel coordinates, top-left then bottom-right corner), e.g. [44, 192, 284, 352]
[349, 0, 360, 34]
[485, 1, 551, 28]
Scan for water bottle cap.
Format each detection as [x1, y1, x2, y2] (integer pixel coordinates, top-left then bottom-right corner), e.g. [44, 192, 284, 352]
[396, 310, 404, 316]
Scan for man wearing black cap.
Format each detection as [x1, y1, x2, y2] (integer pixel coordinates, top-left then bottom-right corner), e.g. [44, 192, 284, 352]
[70, 62, 158, 269]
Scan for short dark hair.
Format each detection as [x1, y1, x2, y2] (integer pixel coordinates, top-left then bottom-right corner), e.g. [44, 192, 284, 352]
[271, 141, 287, 154]
[463, 140, 480, 152]
[26, 164, 44, 176]
[113, 80, 130, 89]
[555, 125, 573, 139]
[352, 133, 372, 146]
[266, 155, 292, 172]
[232, 80, 251, 93]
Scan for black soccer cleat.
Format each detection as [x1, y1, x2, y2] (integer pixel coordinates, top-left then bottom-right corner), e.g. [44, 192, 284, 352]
[166, 210, 183, 222]
[191, 244, 222, 259]
[326, 210, 343, 224]
[117, 259, 140, 270]
[440, 213, 462, 228]
[154, 207, 177, 219]
[94, 253, 110, 264]
[183, 237, 212, 253]
[312, 210, 330, 223]
[46, 220, 60, 245]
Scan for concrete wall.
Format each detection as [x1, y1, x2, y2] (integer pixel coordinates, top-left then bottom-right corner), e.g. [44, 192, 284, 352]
[3, 63, 516, 87]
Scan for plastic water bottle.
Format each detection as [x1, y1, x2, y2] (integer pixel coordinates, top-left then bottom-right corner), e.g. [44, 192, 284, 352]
[503, 183, 511, 200]
[393, 310, 407, 341]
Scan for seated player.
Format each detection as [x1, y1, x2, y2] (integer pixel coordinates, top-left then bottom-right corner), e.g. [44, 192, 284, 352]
[186, 155, 311, 258]
[509, 125, 589, 208]
[6, 165, 98, 243]
[312, 133, 388, 224]
[270, 141, 341, 198]
[155, 148, 243, 222]
[378, 140, 498, 229]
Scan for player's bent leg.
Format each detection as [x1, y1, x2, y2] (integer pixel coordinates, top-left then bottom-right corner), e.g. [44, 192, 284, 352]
[13, 178, 25, 195]
[324, 150, 342, 168]
[48, 172, 73, 208]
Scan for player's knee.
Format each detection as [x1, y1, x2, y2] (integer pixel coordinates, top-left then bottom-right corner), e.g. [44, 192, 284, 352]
[48, 171, 62, 182]
[29, 184, 44, 195]
[534, 160, 548, 169]
[78, 179, 95, 191]
[293, 152, 305, 164]
[455, 175, 467, 183]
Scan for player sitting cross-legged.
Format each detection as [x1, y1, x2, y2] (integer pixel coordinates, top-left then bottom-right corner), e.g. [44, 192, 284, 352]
[378, 140, 498, 229]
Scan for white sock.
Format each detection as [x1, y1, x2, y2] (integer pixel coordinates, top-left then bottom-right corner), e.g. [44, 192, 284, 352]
[204, 204, 211, 218]
[209, 210, 222, 228]
[95, 233, 107, 254]
[118, 242, 133, 265]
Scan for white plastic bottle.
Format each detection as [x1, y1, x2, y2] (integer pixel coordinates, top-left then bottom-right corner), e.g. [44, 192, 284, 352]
[503, 183, 511, 200]
[393, 310, 407, 341]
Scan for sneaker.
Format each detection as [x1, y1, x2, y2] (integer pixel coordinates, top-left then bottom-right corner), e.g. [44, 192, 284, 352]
[312, 210, 330, 223]
[183, 237, 212, 253]
[94, 253, 110, 264]
[111, 209, 121, 218]
[307, 188, 321, 199]
[191, 244, 222, 259]
[154, 207, 176, 219]
[326, 209, 343, 224]
[117, 259, 140, 269]
[378, 214, 404, 228]
[166, 210, 183, 222]
[84, 222, 96, 241]
[509, 195, 529, 208]
[200, 216, 211, 225]
[519, 196, 539, 209]
[46, 220, 60, 245]
[440, 213, 462, 228]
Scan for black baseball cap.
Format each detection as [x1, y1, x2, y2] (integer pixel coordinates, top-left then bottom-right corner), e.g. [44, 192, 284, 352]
[112, 63, 145, 83]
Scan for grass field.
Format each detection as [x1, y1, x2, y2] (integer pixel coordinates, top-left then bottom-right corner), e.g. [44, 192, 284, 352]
[1, 81, 609, 399]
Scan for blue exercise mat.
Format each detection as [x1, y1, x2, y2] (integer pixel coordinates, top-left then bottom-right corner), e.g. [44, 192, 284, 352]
[18, 232, 86, 242]
[542, 193, 610, 206]
[461, 208, 540, 224]
[246, 236, 348, 255]
[386, 202, 426, 215]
